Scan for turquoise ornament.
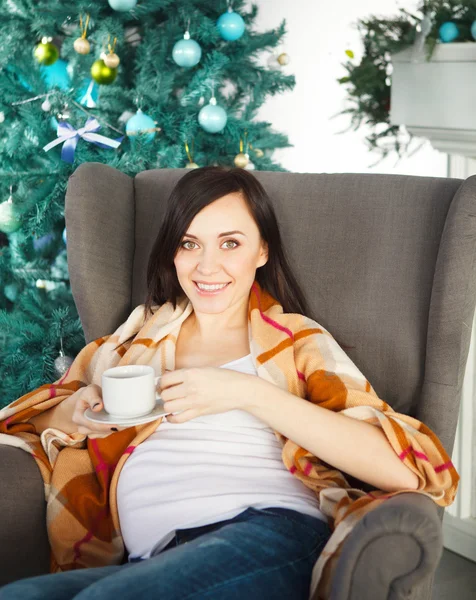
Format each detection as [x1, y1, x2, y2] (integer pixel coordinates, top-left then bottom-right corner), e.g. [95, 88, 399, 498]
[126, 109, 157, 143]
[198, 98, 227, 133]
[4, 283, 19, 302]
[108, 0, 137, 11]
[439, 22, 459, 43]
[217, 8, 245, 41]
[172, 32, 202, 67]
[41, 59, 71, 91]
[471, 21, 476, 40]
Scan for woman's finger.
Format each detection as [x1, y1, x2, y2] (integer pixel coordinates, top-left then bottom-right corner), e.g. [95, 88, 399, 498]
[166, 408, 197, 424]
[163, 399, 189, 414]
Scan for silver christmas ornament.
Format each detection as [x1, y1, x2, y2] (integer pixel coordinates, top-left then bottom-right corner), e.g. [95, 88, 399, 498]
[54, 349, 74, 377]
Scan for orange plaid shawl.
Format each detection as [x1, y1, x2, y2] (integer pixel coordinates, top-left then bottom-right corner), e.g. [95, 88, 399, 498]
[0, 280, 459, 599]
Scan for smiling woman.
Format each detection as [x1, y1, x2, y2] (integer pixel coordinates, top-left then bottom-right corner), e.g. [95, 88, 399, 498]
[116, 166, 353, 352]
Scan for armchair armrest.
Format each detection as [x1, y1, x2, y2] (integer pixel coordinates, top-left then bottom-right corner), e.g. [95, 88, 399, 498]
[328, 492, 443, 600]
[0, 444, 50, 586]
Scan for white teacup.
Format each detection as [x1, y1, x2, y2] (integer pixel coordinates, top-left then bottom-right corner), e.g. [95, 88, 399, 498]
[101, 365, 161, 419]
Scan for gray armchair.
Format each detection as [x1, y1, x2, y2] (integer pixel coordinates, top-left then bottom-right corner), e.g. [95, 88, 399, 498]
[2, 162, 475, 599]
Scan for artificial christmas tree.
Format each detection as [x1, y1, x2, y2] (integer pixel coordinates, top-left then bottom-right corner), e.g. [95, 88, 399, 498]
[0, 0, 295, 408]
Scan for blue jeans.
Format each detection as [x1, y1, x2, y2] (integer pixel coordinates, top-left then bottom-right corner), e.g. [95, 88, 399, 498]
[0, 507, 332, 600]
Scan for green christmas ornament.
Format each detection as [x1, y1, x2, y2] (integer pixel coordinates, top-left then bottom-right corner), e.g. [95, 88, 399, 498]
[91, 59, 117, 85]
[34, 37, 59, 66]
[0, 188, 22, 234]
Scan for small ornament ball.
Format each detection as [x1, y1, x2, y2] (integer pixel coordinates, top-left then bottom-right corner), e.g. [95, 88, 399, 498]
[217, 9, 246, 41]
[73, 37, 90, 55]
[234, 152, 249, 168]
[34, 38, 59, 65]
[126, 109, 157, 143]
[4, 283, 18, 302]
[108, 0, 137, 11]
[41, 97, 51, 111]
[0, 196, 22, 234]
[471, 21, 476, 40]
[198, 98, 227, 133]
[103, 52, 120, 68]
[172, 32, 202, 67]
[277, 53, 290, 66]
[253, 148, 264, 158]
[439, 22, 459, 43]
[54, 351, 74, 377]
[91, 59, 117, 84]
[185, 162, 199, 169]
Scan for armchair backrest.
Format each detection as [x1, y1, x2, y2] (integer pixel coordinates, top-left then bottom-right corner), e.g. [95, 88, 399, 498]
[65, 162, 476, 458]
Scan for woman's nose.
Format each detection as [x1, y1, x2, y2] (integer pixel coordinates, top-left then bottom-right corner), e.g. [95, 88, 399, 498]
[197, 249, 221, 271]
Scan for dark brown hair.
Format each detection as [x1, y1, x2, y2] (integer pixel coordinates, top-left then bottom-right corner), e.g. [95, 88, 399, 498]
[116, 166, 354, 351]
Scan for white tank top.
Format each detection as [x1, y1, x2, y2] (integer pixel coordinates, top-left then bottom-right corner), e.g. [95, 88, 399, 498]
[117, 354, 328, 561]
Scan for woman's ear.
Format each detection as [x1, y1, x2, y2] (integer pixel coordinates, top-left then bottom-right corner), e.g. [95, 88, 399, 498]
[258, 242, 268, 268]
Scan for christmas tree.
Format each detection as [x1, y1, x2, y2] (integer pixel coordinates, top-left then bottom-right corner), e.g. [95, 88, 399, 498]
[0, 0, 295, 408]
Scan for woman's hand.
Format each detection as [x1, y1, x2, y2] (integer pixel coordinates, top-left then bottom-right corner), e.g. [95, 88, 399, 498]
[158, 367, 263, 424]
[70, 384, 126, 438]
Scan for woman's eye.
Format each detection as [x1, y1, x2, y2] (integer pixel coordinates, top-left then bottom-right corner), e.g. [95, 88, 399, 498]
[223, 239, 239, 249]
[181, 241, 196, 250]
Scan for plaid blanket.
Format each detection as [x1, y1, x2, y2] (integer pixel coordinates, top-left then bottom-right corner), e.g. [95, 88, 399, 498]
[0, 280, 459, 599]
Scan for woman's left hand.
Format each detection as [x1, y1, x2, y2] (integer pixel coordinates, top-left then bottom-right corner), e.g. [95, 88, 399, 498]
[158, 367, 264, 424]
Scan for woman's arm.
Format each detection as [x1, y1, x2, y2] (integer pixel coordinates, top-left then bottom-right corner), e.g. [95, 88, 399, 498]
[243, 379, 419, 493]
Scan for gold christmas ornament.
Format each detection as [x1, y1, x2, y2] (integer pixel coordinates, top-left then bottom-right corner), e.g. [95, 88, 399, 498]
[34, 37, 59, 65]
[234, 152, 249, 168]
[74, 37, 90, 54]
[104, 52, 120, 68]
[74, 13, 91, 54]
[91, 59, 117, 85]
[103, 35, 120, 68]
[277, 52, 290, 66]
[185, 162, 199, 169]
[253, 148, 264, 158]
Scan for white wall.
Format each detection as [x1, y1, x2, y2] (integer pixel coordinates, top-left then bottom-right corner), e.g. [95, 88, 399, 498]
[253, 0, 448, 176]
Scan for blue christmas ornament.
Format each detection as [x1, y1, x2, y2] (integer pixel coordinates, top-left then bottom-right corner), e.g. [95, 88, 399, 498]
[439, 22, 459, 43]
[41, 59, 71, 91]
[126, 109, 157, 143]
[217, 9, 245, 41]
[4, 283, 19, 302]
[33, 233, 55, 251]
[471, 20, 476, 40]
[63, 228, 67, 244]
[198, 98, 227, 133]
[108, 0, 137, 10]
[172, 32, 202, 67]
[77, 79, 99, 108]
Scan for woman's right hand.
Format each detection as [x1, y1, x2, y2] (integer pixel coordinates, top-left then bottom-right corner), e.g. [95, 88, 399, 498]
[71, 384, 122, 438]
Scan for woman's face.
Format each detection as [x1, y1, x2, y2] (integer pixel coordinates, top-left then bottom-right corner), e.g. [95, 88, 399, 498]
[174, 192, 268, 315]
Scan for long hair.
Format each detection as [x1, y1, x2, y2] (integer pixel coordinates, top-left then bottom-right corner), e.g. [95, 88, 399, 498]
[115, 166, 354, 351]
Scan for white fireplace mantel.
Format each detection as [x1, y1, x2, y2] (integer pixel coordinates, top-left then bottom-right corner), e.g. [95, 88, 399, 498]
[406, 126, 476, 159]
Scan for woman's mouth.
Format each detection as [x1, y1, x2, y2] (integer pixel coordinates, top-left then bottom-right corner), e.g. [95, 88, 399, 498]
[193, 281, 231, 296]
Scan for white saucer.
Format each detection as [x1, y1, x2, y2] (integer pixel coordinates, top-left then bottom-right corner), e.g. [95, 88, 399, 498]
[84, 397, 171, 427]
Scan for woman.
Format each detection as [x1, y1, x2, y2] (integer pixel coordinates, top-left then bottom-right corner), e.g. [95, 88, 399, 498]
[0, 166, 335, 599]
[0, 166, 451, 600]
